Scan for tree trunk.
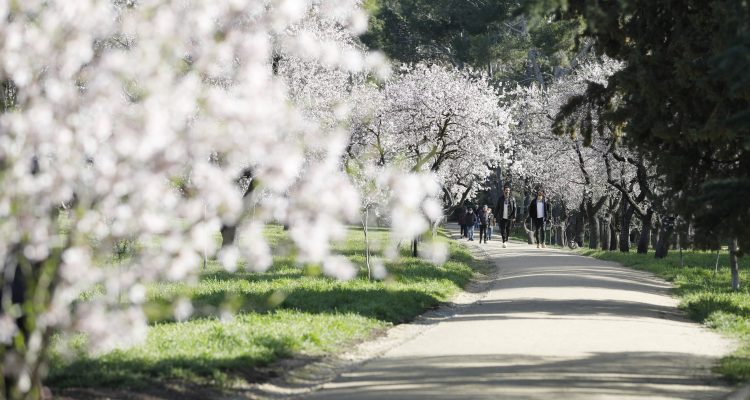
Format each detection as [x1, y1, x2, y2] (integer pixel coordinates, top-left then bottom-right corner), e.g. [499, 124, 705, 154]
[588, 215, 600, 249]
[412, 238, 418, 257]
[678, 220, 690, 251]
[619, 198, 635, 252]
[609, 217, 618, 251]
[363, 208, 371, 280]
[601, 217, 610, 250]
[549, 224, 554, 246]
[522, 218, 534, 244]
[220, 225, 237, 248]
[528, 49, 546, 90]
[637, 209, 654, 254]
[2, 246, 48, 400]
[556, 225, 564, 246]
[573, 210, 585, 247]
[651, 223, 659, 250]
[565, 216, 575, 247]
[521, 188, 533, 244]
[715, 251, 721, 274]
[432, 216, 442, 238]
[655, 217, 675, 259]
[730, 238, 740, 291]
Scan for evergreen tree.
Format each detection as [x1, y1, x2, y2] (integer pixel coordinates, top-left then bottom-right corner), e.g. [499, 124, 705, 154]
[362, 0, 584, 83]
[533, 0, 750, 254]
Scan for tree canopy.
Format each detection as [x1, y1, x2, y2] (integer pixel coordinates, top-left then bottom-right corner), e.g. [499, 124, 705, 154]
[362, 0, 585, 83]
[532, 0, 750, 252]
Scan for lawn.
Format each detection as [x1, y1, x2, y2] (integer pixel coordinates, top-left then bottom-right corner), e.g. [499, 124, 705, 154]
[578, 248, 750, 381]
[48, 226, 482, 391]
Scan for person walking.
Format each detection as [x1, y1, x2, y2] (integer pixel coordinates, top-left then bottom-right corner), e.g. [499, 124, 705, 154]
[487, 208, 495, 241]
[466, 207, 477, 241]
[528, 188, 551, 248]
[478, 205, 490, 243]
[495, 184, 516, 248]
[457, 206, 467, 238]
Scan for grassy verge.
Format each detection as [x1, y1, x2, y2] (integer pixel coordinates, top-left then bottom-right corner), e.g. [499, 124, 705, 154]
[48, 227, 482, 390]
[578, 248, 750, 381]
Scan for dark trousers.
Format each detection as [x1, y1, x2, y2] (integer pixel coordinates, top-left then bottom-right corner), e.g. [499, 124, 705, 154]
[479, 224, 488, 242]
[460, 224, 466, 237]
[533, 218, 545, 244]
[499, 219, 512, 242]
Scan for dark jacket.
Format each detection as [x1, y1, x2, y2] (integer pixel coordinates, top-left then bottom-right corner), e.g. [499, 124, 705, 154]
[478, 209, 489, 225]
[528, 198, 552, 221]
[457, 206, 467, 225]
[466, 211, 477, 226]
[495, 195, 517, 220]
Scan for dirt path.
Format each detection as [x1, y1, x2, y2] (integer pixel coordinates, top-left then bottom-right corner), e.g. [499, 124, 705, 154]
[304, 228, 737, 399]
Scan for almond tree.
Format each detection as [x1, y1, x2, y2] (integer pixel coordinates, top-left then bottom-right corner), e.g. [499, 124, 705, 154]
[0, 1, 433, 397]
[350, 64, 513, 215]
[509, 57, 624, 247]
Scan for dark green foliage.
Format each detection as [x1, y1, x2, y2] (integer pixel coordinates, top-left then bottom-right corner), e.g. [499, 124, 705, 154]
[533, 0, 750, 251]
[1, 79, 16, 112]
[362, 0, 584, 82]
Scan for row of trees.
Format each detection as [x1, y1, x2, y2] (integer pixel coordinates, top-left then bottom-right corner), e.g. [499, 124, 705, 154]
[506, 56, 681, 258]
[2, 0, 747, 397]
[0, 1, 517, 398]
[0, 1, 408, 397]
[520, 0, 749, 289]
[361, 0, 584, 82]
[364, 1, 748, 277]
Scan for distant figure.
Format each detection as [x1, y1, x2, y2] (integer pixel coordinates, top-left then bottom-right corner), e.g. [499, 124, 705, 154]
[466, 208, 477, 241]
[528, 188, 551, 248]
[457, 206, 467, 238]
[478, 205, 490, 244]
[495, 184, 516, 248]
[487, 207, 495, 241]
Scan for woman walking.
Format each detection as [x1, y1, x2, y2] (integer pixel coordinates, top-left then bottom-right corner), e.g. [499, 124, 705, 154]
[478, 205, 490, 244]
[487, 208, 495, 241]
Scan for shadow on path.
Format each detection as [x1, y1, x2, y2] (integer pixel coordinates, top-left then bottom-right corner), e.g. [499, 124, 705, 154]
[305, 225, 736, 399]
[306, 352, 729, 400]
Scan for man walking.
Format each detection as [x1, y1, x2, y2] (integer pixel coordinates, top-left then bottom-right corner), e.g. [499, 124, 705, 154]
[457, 205, 467, 237]
[528, 188, 551, 248]
[495, 185, 516, 248]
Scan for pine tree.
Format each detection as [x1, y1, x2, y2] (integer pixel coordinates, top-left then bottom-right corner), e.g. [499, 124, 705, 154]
[533, 0, 750, 253]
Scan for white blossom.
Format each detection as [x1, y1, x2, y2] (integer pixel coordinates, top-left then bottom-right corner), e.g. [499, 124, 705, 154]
[0, 0, 391, 393]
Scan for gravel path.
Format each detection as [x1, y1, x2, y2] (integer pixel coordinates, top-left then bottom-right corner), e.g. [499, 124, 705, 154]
[305, 228, 737, 399]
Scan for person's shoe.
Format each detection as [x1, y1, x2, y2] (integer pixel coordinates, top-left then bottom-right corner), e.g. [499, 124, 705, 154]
[502, 242, 507, 248]
[536, 243, 540, 248]
[541, 243, 546, 248]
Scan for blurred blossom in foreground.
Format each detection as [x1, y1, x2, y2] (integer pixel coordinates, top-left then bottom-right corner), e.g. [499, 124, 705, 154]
[0, 0, 393, 397]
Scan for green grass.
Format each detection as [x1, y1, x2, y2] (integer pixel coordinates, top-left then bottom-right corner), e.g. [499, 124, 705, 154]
[48, 227, 481, 390]
[578, 248, 750, 381]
